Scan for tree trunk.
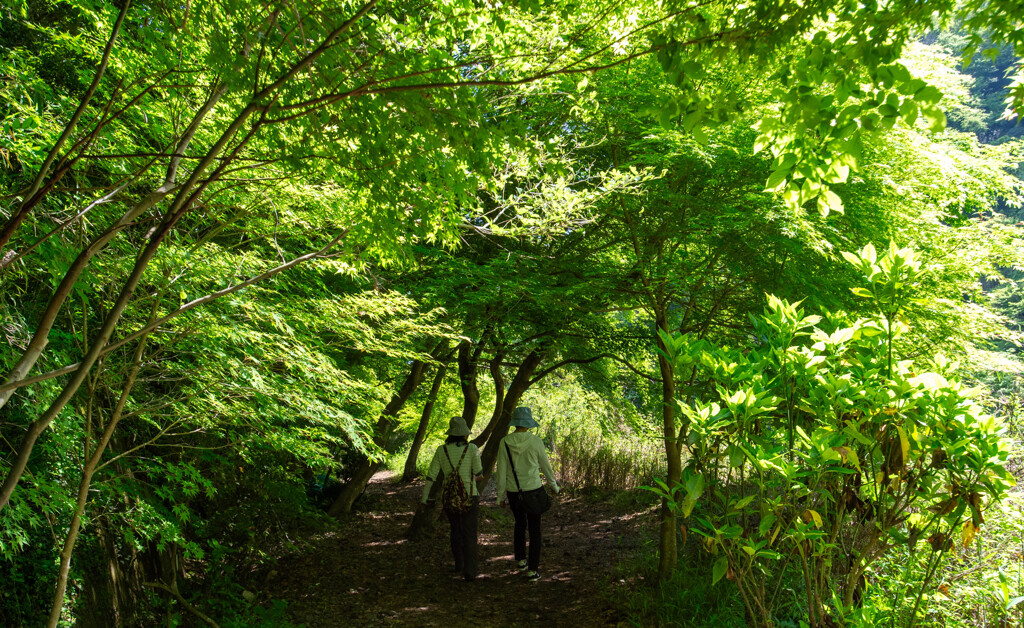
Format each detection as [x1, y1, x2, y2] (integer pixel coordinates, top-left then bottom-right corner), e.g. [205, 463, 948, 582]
[470, 351, 506, 447]
[328, 341, 444, 517]
[458, 340, 480, 428]
[478, 347, 547, 482]
[77, 515, 142, 627]
[655, 308, 681, 582]
[406, 480, 444, 541]
[405, 336, 489, 536]
[401, 360, 448, 482]
[47, 307, 156, 626]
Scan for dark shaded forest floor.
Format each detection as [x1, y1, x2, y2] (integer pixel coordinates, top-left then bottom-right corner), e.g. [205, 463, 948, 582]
[263, 471, 658, 627]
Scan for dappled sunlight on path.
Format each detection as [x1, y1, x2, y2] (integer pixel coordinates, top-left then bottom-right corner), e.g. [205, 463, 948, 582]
[267, 471, 657, 626]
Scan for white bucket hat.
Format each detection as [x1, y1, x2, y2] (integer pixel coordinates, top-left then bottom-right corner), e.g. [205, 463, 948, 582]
[509, 406, 539, 428]
[447, 416, 470, 437]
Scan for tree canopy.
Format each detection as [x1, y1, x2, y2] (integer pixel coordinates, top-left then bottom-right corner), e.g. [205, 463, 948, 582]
[2, 1, 1023, 626]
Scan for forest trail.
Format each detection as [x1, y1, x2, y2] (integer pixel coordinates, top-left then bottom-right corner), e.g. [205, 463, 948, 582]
[264, 471, 657, 627]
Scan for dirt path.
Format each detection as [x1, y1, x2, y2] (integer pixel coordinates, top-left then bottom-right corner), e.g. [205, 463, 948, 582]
[265, 471, 657, 627]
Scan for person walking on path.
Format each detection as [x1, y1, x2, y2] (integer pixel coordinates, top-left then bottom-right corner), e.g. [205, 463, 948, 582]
[422, 417, 483, 581]
[496, 407, 560, 582]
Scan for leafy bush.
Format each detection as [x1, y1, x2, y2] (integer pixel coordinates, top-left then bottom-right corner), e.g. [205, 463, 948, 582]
[861, 451, 1024, 627]
[652, 243, 1017, 627]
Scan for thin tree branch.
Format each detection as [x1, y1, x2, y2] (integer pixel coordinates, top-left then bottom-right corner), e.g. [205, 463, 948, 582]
[0, 230, 349, 396]
[0, 0, 132, 253]
[141, 581, 221, 628]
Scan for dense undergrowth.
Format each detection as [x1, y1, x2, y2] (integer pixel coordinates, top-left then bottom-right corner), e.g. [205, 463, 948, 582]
[622, 379, 1024, 628]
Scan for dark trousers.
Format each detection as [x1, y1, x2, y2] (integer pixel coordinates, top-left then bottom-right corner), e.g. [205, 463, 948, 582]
[446, 497, 479, 579]
[508, 491, 542, 571]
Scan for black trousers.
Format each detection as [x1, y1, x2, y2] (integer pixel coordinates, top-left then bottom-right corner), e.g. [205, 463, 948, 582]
[445, 497, 479, 579]
[508, 491, 542, 571]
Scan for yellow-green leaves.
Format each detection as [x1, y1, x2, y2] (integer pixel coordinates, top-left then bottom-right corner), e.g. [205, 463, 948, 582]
[818, 189, 844, 215]
[661, 275, 1014, 620]
[643, 470, 704, 518]
[841, 241, 924, 314]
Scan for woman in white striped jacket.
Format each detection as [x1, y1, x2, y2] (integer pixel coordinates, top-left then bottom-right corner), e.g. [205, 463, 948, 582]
[423, 416, 483, 581]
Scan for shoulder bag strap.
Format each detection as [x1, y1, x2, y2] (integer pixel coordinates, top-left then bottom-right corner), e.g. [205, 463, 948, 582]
[443, 444, 471, 488]
[504, 441, 523, 492]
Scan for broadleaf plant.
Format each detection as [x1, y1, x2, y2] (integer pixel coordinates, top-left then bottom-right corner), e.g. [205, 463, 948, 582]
[654, 243, 1017, 627]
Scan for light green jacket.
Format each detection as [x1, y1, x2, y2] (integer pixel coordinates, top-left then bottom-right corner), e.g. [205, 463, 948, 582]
[422, 442, 482, 503]
[495, 431, 559, 504]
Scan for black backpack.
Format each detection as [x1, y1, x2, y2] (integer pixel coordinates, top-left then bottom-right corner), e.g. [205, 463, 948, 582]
[441, 445, 473, 514]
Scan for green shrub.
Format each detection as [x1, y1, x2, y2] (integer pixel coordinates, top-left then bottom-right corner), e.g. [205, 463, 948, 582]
[859, 463, 1024, 627]
[653, 244, 1017, 627]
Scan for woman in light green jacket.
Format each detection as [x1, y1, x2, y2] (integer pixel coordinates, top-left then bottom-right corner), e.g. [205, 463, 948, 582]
[496, 407, 559, 582]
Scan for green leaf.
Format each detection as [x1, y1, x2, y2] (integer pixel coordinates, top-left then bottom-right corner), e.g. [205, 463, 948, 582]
[758, 514, 777, 535]
[753, 134, 771, 154]
[878, 104, 898, 117]
[861, 243, 877, 263]
[776, 153, 798, 170]
[822, 189, 844, 214]
[899, 99, 919, 125]
[691, 125, 708, 145]
[764, 168, 790, 192]
[841, 251, 861, 267]
[920, 105, 946, 132]
[681, 60, 704, 80]
[712, 556, 728, 585]
[734, 495, 756, 510]
[913, 85, 942, 105]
